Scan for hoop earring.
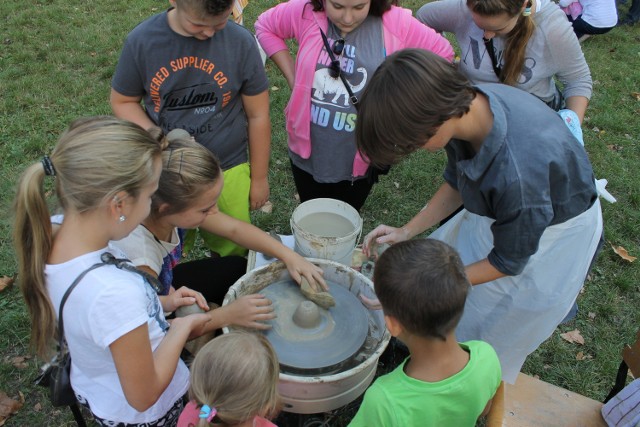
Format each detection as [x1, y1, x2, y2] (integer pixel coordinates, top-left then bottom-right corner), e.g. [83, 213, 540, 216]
[119, 215, 126, 222]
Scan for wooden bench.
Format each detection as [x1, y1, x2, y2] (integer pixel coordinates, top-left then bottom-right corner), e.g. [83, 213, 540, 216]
[487, 329, 640, 427]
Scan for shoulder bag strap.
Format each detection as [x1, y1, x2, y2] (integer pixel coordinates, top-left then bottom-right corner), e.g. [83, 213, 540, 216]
[319, 28, 359, 108]
[56, 260, 110, 353]
[56, 252, 164, 353]
[483, 37, 503, 81]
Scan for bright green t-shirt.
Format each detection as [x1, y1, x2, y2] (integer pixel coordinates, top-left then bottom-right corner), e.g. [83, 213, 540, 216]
[349, 340, 501, 427]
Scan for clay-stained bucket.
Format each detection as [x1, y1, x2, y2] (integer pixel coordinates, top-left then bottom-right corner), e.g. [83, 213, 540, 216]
[290, 198, 362, 266]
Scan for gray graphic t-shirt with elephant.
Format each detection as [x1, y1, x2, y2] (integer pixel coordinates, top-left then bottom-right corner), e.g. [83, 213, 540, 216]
[290, 17, 383, 183]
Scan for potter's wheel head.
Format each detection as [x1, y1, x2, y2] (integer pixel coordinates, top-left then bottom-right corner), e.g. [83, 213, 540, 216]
[261, 280, 369, 373]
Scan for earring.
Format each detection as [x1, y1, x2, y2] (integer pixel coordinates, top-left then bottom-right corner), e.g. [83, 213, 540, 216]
[523, 0, 532, 16]
[119, 215, 126, 222]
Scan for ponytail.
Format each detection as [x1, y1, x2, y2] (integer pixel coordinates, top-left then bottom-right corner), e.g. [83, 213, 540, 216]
[14, 163, 56, 359]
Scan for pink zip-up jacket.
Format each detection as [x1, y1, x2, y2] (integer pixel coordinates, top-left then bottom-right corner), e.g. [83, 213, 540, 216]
[255, 0, 454, 177]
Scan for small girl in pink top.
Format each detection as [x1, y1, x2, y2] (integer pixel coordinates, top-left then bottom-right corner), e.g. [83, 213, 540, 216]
[177, 332, 281, 427]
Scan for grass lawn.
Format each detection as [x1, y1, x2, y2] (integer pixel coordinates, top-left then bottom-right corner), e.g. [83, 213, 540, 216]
[1, 0, 639, 425]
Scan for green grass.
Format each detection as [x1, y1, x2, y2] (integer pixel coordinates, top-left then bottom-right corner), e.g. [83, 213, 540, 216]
[1, 0, 639, 425]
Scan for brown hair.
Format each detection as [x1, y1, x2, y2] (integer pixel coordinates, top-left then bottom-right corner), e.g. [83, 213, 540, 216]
[150, 131, 222, 218]
[309, 0, 397, 17]
[356, 49, 475, 168]
[176, 0, 234, 17]
[374, 239, 470, 340]
[13, 116, 161, 359]
[188, 332, 281, 426]
[466, 0, 536, 85]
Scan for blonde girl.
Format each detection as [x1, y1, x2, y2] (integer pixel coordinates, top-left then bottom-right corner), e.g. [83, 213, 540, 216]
[177, 332, 281, 427]
[111, 130, 326, 330]
[14, 116, 211, 426]
[417, 0, 592, 121]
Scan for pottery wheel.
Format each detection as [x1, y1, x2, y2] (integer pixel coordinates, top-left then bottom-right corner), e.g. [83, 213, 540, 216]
[261, 279, 369, 372]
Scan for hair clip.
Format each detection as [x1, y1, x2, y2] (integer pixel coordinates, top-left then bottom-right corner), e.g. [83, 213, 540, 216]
[199, 404, 217, 422]
[522, 0, 532, 16]
[41, 156, 56, 177]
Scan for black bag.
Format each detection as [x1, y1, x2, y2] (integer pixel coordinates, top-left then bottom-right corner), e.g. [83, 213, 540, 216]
[35, 348, 75, 407]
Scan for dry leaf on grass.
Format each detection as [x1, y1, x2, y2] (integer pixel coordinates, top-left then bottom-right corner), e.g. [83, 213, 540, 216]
[560, 329, 585, 345]
[8, 356, 30, 370]
[259, 201, 273, 214]
[588, 312, 596, 319]
[271, 86, 280, 91]
[0, 391, 23, 425]
[576, 351, 593, 360]
[33, 402, 42, 412]
[0, 276, 14, 293]
[611, 244, 637, 262]
[631, 92, 640, 101]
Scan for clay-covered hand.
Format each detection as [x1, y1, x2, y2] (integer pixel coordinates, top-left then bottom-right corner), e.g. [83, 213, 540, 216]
[169, 312, 212, 341]
[160, 286, 210, 313]
[250, 176, 270, 211]
[283, 253, 328, 292]
[362, 224, 410, 259]
[222, 294, 276, 330]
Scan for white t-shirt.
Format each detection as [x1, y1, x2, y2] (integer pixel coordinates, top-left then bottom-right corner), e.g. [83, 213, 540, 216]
[46, 248, 189, 423]
[110, 224, 179, 275]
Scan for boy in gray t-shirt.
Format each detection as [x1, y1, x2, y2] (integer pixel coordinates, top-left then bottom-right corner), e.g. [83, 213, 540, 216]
[111, 0, 270, 257]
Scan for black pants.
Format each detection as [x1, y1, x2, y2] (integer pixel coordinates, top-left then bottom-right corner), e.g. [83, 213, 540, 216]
[568, 15, 615, 38]
[173, 256, 247, 306]
[290, 162, 374, 212]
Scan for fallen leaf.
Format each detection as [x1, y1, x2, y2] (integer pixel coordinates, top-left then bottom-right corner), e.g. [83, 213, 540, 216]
[543, 364, 551, 370]
[592, 126, 600, 133]
[259, 200, 273, 214]
[90, 52, 96, 57]
[293, 193, 300, 202]
[575, 351, 593, 360]
[560, 329, 585, 345]
[588, 312, 596, 319]
[393, 182, 400, 189]
[607, 144, 623, 152]
[9, 356, 29, 370]
[631, 92, 640, 101]
[611, 244, 637, 262]
[33, 402, 41, 412]
[0, 276, 14, 293]
[270, 86, 280, 91]
[0, 392, 23, 424]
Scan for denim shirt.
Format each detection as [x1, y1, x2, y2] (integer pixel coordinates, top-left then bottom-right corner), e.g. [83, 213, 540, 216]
[443, 84, 597, 276]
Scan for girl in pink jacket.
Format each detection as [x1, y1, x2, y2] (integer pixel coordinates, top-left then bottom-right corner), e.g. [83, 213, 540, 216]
[256, 0, 453, 211]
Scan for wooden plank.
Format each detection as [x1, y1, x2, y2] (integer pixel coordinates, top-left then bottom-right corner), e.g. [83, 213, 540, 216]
[492, 373, 606, 427]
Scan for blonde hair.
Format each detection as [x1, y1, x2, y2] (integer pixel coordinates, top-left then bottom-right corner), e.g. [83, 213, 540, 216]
[188, 332, 281, 426]
[13, 116, 162, 359]
[466, 0, 536, 85]
[151, 130, 222, 218]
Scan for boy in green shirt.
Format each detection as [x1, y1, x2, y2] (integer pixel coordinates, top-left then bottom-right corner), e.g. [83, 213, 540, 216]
[350, 239, 501, 426]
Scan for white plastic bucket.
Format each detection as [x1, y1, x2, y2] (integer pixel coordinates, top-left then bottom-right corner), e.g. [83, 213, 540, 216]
[290, 198, 362, 266]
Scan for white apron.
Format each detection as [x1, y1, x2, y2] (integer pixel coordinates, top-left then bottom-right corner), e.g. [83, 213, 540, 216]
[430, 199, 603, 383]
